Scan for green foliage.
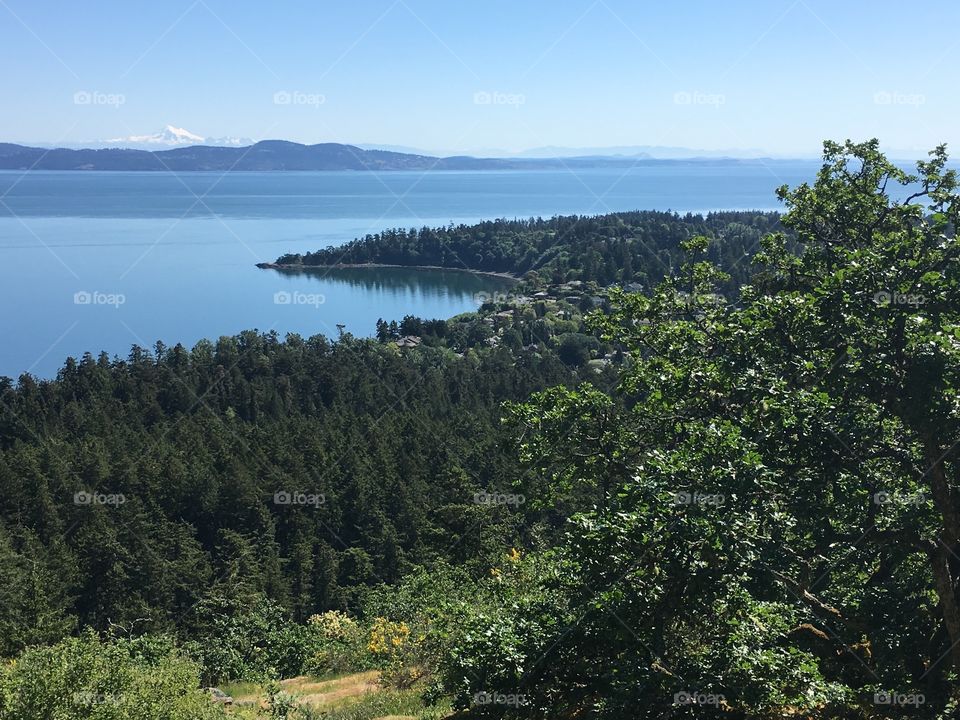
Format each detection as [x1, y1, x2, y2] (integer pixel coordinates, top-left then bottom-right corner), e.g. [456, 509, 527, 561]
[265, 679, 299, 720]
[0, 331, 577, 653]
[303, 611, 369, 676]
[0, 632, 225, 720]
[556, 332, 599, 366]
[279, 210, 784, 291]
[189, 595, 311, 683]
[442, 140, 960, 717]
[0, 526, 76, 656]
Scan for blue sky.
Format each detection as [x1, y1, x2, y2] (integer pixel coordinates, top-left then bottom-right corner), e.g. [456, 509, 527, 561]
[1, 0, 956, 156]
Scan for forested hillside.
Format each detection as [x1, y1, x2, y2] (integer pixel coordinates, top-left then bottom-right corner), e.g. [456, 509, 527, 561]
[274, 210, 784, 290]
[0, 324, 605, 647]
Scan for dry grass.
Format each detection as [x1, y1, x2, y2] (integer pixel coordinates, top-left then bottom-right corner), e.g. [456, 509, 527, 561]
[227, 670, 381, 709]
[223, 670, 453, 719]
[283, 670, 380, 706]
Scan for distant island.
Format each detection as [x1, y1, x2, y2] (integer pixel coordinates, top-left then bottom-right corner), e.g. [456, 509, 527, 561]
[260, 210, 785, 291]
[0, 139, 785, 172]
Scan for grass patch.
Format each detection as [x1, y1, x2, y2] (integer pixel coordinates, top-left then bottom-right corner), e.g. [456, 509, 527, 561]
[297, 687, 451, 720]
[218, 671, 453, 719]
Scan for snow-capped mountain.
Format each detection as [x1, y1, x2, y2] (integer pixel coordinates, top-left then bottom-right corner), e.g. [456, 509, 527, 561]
[103, 125, 253, 149]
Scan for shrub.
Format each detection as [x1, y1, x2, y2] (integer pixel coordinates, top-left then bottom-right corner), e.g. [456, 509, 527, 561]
[303, 611, 369, 676]
[189, 595, 310, 683]
[0, 631, 226, 720]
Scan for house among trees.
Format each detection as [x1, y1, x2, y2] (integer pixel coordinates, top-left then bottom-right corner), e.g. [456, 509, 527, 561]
[395, 335, 421, 348]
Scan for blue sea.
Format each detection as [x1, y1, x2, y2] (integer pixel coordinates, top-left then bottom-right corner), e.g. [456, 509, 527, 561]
[0, 162, 822, 378]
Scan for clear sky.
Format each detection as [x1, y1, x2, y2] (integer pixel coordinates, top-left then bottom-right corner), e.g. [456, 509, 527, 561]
[1, 0, 956, 156]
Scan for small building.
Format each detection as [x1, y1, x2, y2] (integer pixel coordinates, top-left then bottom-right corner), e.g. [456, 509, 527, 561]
[395, 335, 422, 348]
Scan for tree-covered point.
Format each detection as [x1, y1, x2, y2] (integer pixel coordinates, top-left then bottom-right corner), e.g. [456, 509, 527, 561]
[273, 210, 784, 290]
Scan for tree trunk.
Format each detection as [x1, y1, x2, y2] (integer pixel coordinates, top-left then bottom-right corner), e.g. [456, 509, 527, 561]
[924, 442, 960, 672]
[928, 548, 960, 672]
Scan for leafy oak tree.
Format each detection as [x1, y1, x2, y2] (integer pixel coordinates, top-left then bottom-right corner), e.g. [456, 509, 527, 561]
[467, 140, 960, 718]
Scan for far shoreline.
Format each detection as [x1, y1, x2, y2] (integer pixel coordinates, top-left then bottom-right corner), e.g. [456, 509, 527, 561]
[256, 262, 521, 282]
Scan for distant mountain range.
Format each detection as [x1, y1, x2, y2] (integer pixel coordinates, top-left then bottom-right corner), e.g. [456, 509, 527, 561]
[356, 143, 778, 160]
[0, 139, 796, 172]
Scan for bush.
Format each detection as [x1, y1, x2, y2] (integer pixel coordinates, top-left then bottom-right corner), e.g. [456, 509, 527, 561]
[437, 552, 572, 716]
[303, 611, 369, 676]
[189, 595, 310, 683]
[0, 632, 226, 720]
[359, 565, 480, 689]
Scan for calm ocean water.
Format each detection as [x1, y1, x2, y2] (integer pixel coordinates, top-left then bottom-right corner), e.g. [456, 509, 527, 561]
[0, 163, 822, 378]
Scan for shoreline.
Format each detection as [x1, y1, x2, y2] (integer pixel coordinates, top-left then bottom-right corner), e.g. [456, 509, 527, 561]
[256, 262, 521, 282]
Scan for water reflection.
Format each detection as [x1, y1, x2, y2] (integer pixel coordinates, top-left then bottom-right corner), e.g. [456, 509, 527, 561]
[263, 265, 517, 300]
